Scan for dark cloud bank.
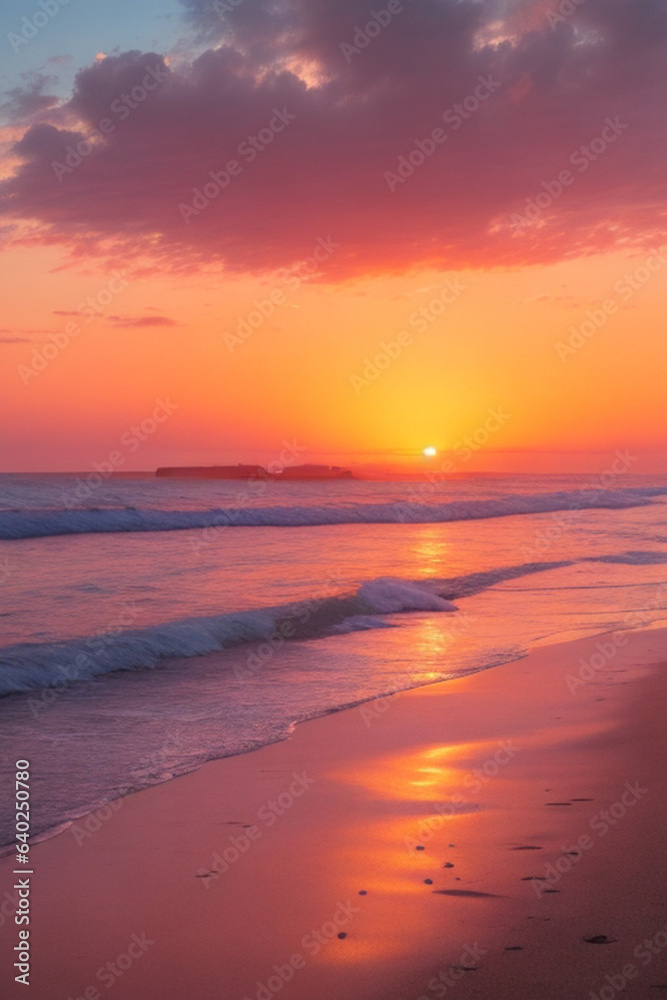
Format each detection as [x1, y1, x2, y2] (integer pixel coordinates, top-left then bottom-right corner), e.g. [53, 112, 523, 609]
[1, 0, 666, 277]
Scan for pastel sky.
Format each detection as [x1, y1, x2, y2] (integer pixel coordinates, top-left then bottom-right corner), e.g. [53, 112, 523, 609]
[0, 0, 665, 473]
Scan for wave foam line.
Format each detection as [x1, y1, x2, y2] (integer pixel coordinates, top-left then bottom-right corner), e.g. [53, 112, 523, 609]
[2, 487, 667, 540]
[0, 562, 567, 696]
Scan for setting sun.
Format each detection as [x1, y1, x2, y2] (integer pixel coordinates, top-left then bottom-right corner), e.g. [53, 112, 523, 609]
[1, 3, 666, 999]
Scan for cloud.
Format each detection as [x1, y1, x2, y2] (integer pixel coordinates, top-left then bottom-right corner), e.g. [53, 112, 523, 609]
[107, 314, 179, 327]
[0, 336, 31, 343]
[0, 74, 59, 124]
[1, 0, 666, 279]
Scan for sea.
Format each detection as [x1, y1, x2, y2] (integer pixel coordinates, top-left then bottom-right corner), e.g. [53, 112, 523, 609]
[1, 471, 667, 849]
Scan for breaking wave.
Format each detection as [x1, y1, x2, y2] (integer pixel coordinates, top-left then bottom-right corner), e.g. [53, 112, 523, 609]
[0, 561, 567, 696]
[2, 486, 667, 540]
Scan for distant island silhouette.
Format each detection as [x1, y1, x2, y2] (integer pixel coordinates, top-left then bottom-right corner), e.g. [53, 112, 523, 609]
[155, 464, 355, 480]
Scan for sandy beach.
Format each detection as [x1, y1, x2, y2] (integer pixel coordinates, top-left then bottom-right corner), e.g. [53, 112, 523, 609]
[1, 624, 665, 1000]
[2, 0, 666, 993]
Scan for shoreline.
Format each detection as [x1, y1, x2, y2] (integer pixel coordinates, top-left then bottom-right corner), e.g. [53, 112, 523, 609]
[2, 625, 667, 998]
[0, 616, 632, 854]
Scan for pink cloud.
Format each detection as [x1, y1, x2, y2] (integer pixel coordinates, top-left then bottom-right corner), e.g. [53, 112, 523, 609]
[107, 314, 179, 327]
[1, 0, 666, 278]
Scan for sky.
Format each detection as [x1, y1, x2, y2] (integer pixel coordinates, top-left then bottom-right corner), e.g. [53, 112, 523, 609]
[0, 0, 665, 473]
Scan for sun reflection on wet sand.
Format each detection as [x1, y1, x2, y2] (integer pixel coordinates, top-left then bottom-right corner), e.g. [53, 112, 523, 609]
[315, 741, 500, 967]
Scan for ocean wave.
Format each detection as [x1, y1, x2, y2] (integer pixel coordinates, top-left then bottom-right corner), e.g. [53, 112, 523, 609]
[589, 550, 667, 565]
[1, 486, 667, 540]
[0, 562, 564, 696]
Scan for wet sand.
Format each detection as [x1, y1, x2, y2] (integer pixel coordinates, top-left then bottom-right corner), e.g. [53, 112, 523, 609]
[1, 625, 666, 1000]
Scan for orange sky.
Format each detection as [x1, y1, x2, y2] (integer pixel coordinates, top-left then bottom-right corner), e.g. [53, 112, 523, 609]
[1, 244, 665, 473]
[1, 0, 666, 473]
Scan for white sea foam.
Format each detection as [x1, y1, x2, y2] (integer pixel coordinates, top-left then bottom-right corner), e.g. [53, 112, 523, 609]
[0, 563, 567, 695]
[2, 486, 666, 539]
